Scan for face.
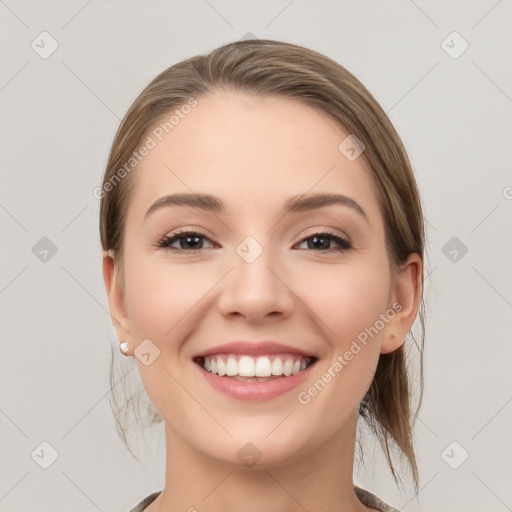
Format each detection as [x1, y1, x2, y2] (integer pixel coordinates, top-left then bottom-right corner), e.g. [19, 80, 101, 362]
[104, 91, 420, 469]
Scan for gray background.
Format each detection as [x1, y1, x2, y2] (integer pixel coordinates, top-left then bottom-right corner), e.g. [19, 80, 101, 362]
[1, 1, 511, 511]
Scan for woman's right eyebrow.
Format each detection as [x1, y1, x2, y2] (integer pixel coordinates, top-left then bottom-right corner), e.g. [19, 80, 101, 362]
[144, 192, 368, 224]
[144, 193, 224, 220]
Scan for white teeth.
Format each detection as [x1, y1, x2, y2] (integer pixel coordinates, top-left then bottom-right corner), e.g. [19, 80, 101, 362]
[271, 358, 283, 375]
[226, 356, 238, 376]
[283, 359, 293, 376]
[255, 356, 272, 377]
[202, 354, 312, 378]
[239, 355, 255, 377]
[217, 358, 227, 376]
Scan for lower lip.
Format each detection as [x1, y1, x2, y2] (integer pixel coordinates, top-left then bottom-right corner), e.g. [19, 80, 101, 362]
[196, 361, 315, 401]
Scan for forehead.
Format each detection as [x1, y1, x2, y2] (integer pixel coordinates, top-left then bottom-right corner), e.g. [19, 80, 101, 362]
[127, 91, 382, 226]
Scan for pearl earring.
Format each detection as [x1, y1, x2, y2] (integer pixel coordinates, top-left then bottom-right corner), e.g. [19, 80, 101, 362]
[119, 340, 130, 356]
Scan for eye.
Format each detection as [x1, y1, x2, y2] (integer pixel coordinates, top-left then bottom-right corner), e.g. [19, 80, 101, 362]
[296, 230, 352, 252]
[156, 229, 352, 253]
[156, 231, 215, 252]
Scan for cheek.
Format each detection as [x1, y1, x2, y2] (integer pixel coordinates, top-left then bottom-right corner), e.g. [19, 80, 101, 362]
[293, 266, 389, 432]
[293, 257, 391, 417]
[124, 255, 217, 341]
[122, 258, 215, 421]
[291, 257, 391, 350]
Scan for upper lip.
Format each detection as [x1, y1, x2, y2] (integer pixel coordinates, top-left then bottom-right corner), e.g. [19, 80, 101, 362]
[194, 341, 317, 359]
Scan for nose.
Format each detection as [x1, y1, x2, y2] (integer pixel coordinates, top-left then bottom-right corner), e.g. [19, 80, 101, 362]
[216, 243, 295, 324]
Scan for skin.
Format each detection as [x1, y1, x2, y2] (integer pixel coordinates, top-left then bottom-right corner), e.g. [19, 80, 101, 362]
[103, 91, 422, 512]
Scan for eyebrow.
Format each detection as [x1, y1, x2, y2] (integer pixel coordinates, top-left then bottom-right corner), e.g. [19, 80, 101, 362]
[144, 192, 368, 222]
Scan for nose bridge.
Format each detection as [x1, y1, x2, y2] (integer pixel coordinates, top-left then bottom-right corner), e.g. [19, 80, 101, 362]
[217, 235, 293, 320]
[235, 238, 276, 286]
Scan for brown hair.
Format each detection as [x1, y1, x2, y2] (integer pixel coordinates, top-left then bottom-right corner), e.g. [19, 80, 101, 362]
[100, 39, 426, 491]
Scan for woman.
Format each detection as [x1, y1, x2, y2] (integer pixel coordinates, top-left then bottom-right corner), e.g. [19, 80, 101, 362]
[100, 39, 425, 512]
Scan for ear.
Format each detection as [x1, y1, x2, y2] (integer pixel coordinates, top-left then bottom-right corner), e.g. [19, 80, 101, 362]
[381, 253, 423, 354]
[103, 250, 132, 353]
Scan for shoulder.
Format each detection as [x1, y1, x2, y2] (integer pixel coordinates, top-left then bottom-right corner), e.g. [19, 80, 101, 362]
[128, 491, 162, 512]
[354, 485, 400, 512]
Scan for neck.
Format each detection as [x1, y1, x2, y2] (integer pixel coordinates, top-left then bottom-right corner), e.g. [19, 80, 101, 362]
[153, 411, 370, 512]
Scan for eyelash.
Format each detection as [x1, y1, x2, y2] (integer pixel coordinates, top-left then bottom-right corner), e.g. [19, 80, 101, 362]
[155, 229, 352, 253]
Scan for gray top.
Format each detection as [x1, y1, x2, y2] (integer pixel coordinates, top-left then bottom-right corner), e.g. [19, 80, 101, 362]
[129, 486, 399, 512]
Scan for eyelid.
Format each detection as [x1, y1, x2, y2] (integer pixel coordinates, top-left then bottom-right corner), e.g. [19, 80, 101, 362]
[158, 226, 216, 242]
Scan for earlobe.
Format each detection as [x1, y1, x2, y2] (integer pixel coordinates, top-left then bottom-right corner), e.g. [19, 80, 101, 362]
[102, 250, 131, 342]
[381, 331, 400, 354]
[381, 253, 422, 354]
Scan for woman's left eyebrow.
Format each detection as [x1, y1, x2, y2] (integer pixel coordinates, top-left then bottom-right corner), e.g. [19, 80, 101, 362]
[144, 192, 368, 224]
[283, 192, 368, 223]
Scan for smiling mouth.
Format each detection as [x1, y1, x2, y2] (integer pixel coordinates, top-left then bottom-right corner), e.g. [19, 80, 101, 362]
[193, 354, 317, 382]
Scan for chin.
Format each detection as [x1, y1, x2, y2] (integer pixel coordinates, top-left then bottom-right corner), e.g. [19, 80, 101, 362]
[196, 426, 314, 470]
